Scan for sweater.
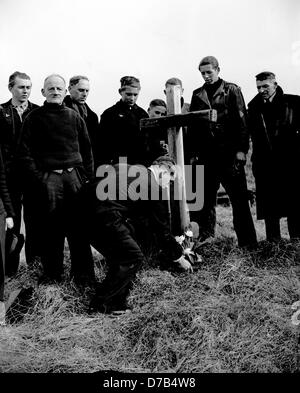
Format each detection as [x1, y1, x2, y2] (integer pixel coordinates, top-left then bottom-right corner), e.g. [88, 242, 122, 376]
[17, 102, 94, 184]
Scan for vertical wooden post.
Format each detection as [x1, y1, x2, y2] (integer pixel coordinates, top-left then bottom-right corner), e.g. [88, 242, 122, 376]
[165, 85, 190, 232]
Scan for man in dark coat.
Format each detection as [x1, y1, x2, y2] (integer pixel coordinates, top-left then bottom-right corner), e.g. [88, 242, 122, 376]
[248, 71, 300, 241]
[64, 75, 98, 162]
[95, 76, 148, 168]
[79, 156, 193, 315]
[0, 71, 39, 272]
[17, 74, 95, 284]
[186, 56, 257, 248]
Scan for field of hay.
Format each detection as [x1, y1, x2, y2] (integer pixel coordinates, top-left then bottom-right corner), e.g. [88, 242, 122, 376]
[1, 151, 300, 374]
[1, 196, 300, 374]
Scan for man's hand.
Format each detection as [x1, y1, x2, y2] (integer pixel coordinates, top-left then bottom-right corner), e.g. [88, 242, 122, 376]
[174, 256, 193, 273]
[189, 156, 199, 166]
[5, 217, 14, 230]
[235, 151, 246, 166]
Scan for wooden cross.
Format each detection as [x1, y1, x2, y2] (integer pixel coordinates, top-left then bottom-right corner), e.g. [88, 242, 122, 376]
[140, 84, 217, 233]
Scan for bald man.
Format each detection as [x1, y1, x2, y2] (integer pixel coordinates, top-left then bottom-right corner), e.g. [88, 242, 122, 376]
[17, 74, 95, 285]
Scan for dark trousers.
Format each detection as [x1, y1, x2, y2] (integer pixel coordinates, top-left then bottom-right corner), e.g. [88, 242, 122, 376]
[0, 213, 5, 301]
[190, 162, 257, 247]
[265, 214, 300, 241]
[40, 169, 94, 281]
[89, 210, 144, 312]
[6, 184, 23, 270]
[6, 175, 41, 268]
[22, 191, 44, 264]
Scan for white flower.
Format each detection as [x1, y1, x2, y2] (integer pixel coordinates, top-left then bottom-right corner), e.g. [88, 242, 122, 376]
[183, 248, 193, 256]
[291, 309, 300, 326]
[175, 235, 185, 245]
[291, 300, 300, 310]
[185, 230, 193, 238]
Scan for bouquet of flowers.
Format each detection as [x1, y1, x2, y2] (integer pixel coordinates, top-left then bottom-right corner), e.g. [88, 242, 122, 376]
[175, 228, 203, 266]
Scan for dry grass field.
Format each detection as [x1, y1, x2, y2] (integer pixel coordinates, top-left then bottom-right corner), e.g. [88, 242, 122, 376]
[1, 154, 300, 374]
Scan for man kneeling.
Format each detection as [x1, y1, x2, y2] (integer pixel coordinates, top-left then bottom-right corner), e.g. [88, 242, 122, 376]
[79, 156, 192, 315]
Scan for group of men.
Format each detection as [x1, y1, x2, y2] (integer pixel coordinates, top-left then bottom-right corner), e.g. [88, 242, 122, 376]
[0, 54, 299, 315]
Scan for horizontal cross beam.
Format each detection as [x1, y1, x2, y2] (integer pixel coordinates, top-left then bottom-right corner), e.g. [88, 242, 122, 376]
[140, 109, 217, 130]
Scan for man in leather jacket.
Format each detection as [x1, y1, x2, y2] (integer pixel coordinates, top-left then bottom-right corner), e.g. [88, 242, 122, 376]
[186, 56, 257, 248]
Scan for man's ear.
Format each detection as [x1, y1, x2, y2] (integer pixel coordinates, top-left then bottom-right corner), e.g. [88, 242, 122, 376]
[41, 88, 45, 97]
[118, 88, 122, 95]
[68, 85, 71, 93]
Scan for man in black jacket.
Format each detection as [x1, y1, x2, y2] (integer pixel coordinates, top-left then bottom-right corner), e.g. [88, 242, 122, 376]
[17, 74, 95, 284]
[64, 75, 98, 162]
[248, 71, 300, 241]
[186, 56, 257, 248]
[96, 76, 148, 168]
[80, 156, 193, 315]
[0, 71, 39, 272]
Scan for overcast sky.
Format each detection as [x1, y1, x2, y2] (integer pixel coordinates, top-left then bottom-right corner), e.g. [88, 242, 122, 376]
[0, 0, 299, 116]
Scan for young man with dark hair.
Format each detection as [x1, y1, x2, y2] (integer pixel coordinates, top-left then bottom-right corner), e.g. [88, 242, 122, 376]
[17, 74, 95, 285]
[248, 71, 300, 241]
[96, 76, 148, 167]
[186, 56, 257, 248]
[64, 75, 98, 160]
[0, 71, 39, 273]
[143, 98, 169, 165]
[79, 156, 193, 315]
[148, 99, 167, 118]
[164, 77, 190, 114]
